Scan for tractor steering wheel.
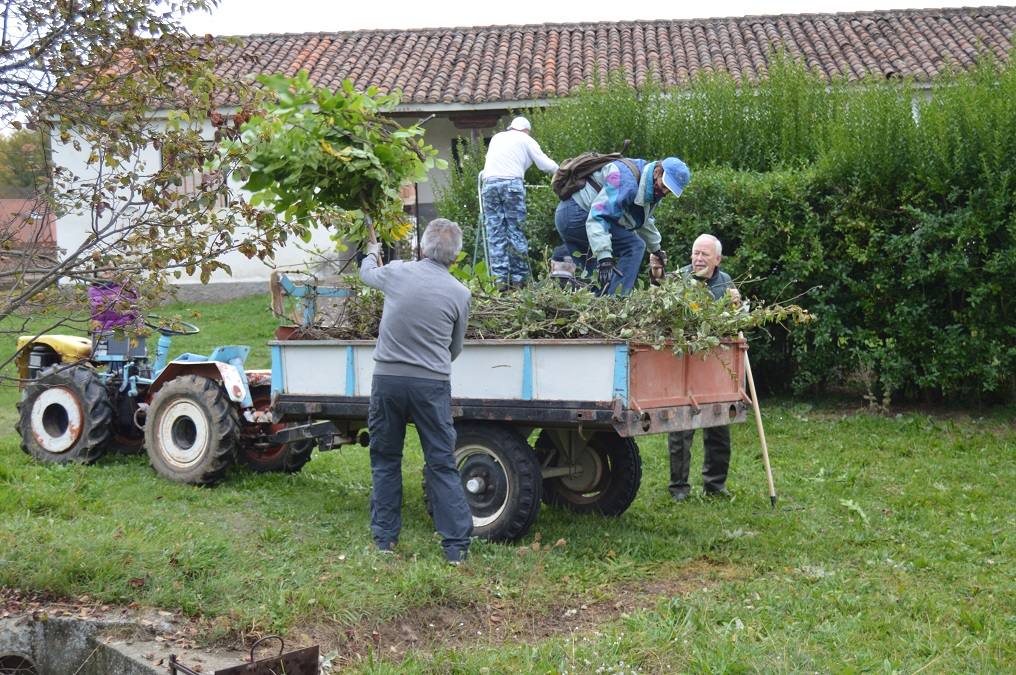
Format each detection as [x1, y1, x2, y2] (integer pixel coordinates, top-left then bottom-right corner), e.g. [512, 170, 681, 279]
[145, 314, 201, 337]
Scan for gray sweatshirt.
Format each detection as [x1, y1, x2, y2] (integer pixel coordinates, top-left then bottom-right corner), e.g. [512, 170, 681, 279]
[359, 255, 471, 380]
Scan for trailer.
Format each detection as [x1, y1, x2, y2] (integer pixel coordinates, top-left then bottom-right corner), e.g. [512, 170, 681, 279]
[269, 335, 750, 541]
[13, 272, 756, 542]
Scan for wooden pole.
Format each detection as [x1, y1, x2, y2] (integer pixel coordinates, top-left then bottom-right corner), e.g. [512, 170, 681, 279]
[744, 352, 777, 508]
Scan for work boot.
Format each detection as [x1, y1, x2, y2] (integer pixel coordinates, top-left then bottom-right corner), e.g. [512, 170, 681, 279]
[444, 548, 468, 566]
[668, 431, 693, 500]
[703, 486, 731, 499]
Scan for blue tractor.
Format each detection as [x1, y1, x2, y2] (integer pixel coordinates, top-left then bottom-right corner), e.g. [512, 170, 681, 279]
[15, 316, 314, 484]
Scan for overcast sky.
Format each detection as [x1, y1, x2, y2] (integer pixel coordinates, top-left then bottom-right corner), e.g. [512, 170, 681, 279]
[182, 1, 988, 35]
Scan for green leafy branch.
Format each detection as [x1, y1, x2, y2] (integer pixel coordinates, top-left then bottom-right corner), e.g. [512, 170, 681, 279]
[216, 71, 446, 245]
[297, 274, 812, 356]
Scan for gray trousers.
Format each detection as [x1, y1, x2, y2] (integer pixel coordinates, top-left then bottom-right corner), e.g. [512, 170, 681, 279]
[368, 374, 472, 560]
[668, 426, 732, 495]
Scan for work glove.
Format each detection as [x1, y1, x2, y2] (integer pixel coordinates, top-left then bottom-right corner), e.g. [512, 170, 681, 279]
[597, 258, 618, 295]
[366, 242, 383, 264]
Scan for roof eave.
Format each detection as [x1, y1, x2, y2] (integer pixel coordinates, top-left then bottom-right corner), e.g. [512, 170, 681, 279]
[392, 99, 554, 114]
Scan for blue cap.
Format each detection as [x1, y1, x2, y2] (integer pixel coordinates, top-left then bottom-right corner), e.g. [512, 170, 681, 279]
[661, 157, 691, 197]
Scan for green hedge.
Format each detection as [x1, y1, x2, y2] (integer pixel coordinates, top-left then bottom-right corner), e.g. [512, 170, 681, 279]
[435, 55, 1016, 402]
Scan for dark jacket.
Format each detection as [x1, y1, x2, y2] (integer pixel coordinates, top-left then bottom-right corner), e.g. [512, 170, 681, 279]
[679, 264, 734, 300]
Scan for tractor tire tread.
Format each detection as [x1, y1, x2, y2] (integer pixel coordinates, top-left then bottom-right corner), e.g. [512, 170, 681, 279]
[17, 364, 112, 464]
[238, 386, 314, 474]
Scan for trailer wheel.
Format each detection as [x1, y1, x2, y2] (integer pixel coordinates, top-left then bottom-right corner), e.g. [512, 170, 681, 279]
[145, 375, 239, 485]
[238, 386, 314, 473]
[424, 423, 542, 543]
[17, 364, 112, 464]
[535, 430, 642, 516]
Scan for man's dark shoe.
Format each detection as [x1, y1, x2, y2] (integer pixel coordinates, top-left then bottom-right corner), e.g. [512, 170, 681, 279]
[376, 541, 396, 554]
[670, 488, 691, 502]
[444, 549, 468, 565]
[704, 486, 731, 498]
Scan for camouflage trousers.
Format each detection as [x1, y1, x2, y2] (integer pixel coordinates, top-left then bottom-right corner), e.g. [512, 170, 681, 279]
[481, 177, 530, 284]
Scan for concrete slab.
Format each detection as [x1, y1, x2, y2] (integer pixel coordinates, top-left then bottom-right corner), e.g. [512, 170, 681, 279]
[0, 613, 264, 675]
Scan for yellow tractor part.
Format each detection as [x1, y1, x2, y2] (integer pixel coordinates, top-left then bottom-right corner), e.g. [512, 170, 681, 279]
[15, 335, 93, 382]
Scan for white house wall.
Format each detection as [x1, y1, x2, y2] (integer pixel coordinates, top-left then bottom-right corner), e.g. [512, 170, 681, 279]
[51, 111, 507, 285]
[390, 114, 461, 207]
[51, 118, 360, 285]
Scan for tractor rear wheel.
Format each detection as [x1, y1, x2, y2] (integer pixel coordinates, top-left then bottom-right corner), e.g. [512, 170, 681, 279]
[17, 364, 112, 464]
[145, 375, 239, 485]
[535, 430, 642, 516]
[238, 386, 314, 473]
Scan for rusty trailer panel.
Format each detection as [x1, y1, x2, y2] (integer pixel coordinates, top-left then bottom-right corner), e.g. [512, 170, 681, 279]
[627, 340, 747, 410]
[613, 400, 749, 436]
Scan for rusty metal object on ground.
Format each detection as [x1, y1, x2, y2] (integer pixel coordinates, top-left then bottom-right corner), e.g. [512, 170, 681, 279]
[169, 636, 319, 674]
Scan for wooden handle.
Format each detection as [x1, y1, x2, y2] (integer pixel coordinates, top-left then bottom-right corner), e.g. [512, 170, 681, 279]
[269, 271, 285, 318]
[745, 352, 777, 506]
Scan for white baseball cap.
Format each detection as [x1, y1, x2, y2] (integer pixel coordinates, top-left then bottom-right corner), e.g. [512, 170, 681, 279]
[508, 116, 531, 131]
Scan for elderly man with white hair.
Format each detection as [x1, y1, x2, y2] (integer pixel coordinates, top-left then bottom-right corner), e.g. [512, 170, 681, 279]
[480, 116, 559, 290]
[360, 219, 474, 564]
[668, 233, 741, 500]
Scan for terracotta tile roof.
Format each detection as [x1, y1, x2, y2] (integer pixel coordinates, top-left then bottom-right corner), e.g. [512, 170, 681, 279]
[0, 198, 55, 244]
[205, 6, 1016, 106]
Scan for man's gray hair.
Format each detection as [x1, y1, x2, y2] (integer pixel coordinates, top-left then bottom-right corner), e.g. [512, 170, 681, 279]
[696, 233, 723, 256]
[421, 218, 463, 266]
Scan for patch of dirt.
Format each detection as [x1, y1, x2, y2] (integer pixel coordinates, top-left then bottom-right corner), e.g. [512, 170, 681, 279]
[298, 557, 748, 670]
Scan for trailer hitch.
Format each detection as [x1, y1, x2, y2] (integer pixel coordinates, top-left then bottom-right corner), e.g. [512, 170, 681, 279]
[169, 635, 319, 674]
[266, 420, 341, 445]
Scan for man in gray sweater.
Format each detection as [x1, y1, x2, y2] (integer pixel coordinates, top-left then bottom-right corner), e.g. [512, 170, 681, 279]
[360, 218, 473, 564]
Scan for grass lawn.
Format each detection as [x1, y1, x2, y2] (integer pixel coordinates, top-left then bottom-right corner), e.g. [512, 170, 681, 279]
[1, 295, 1014, 672]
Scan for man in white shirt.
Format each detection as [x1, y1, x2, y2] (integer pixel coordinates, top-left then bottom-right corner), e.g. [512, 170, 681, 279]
[480, 116, 558, 289]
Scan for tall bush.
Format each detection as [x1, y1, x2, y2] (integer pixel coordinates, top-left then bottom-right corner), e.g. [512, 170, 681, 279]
[435, 53, 1016, 402]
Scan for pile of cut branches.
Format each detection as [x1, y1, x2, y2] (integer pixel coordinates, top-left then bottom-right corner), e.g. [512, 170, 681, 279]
[286, 274, 810, 356]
